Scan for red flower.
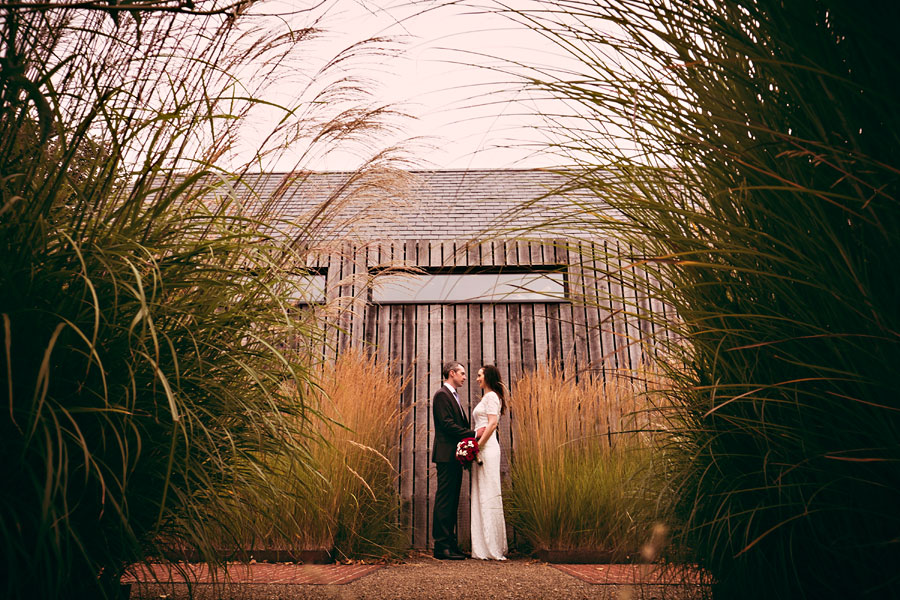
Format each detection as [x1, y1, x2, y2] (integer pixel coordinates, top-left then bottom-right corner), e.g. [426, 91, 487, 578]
[455, 437, 482, 467]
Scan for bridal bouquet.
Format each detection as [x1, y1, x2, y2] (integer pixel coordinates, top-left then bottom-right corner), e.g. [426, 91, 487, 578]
[456, 437, 482, 467]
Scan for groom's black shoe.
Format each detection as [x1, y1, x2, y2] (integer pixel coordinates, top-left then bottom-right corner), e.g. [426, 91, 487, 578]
[433, 547, 465, 560]
[452, 546, 470, 558]
[447, 548, 467, 559]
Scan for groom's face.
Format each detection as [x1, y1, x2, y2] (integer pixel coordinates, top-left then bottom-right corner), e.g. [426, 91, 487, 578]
[449, 366, 466, 389]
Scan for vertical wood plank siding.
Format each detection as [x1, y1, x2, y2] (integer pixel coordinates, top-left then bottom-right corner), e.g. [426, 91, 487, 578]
[309, 238, 669, 549]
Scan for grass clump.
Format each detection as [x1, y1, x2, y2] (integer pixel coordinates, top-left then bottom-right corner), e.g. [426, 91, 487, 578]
[0, 3, 404, 597]
[504, 365, 672, 561]
[246, 348, 408, 560]
[507, 1, 900, 597]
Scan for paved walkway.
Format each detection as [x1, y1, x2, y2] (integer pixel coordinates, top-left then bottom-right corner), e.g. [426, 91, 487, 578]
[124, 562, 382, 585]
[125, 556, 711, 600]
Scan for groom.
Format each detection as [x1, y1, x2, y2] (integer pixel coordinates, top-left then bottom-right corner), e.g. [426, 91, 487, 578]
[431, 361, 475, 560]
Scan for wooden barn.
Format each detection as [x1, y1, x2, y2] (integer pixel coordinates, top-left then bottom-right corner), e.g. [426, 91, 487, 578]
[233, 168, 667, 550]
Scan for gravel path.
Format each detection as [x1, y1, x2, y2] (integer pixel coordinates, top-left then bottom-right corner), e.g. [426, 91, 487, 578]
[129, 554, 708, 600]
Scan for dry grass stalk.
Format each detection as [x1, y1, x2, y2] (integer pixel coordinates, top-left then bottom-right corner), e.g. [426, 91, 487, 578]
[505, 363, 674, 556]
[511, 362, 667, 452]
[274, 348, 409, 557]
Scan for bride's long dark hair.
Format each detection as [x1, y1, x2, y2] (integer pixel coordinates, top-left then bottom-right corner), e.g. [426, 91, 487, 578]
[481, 364, 507, 415]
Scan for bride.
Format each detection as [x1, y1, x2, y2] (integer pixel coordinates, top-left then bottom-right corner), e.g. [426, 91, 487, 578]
[470, 364, 508, 561]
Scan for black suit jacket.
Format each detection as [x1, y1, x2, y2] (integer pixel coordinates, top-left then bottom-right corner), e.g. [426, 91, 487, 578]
[431, 385, 475, 463]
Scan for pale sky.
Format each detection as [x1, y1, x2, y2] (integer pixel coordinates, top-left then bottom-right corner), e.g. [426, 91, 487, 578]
[234, 0, 584, 171]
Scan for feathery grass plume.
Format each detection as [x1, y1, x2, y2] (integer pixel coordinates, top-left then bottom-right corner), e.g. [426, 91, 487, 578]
[0, 2, 409, 597]
[504, 363, 674, 560]
[501, 1, 900, 597]
[247, 347, 409, 559]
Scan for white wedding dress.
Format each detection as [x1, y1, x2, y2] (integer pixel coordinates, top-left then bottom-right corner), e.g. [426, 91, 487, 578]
[470, 391, 508, 560]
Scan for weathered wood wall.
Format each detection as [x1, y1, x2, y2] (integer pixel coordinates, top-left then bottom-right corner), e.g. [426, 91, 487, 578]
[305, 238, 669, 550]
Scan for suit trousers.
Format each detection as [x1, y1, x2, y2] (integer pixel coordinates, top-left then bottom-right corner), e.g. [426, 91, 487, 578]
[432, 461, 464, 551]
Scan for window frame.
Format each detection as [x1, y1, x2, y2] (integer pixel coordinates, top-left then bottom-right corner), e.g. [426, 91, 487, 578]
[289, 267, 328, 306]
[369, 265, 569, 305]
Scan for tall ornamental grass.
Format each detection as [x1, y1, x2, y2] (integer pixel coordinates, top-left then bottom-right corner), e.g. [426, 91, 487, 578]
[1, 3, 402, 598]
[507, 1, 900, 597]
[232, 348, 408, 560]
[504, 365, 673, 560]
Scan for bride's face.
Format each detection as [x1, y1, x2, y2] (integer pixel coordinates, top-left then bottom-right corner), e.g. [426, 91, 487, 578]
[476, 368, 485, 390]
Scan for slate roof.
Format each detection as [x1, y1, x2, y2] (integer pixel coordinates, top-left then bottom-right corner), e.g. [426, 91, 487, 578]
[214, 168, 592, 241]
